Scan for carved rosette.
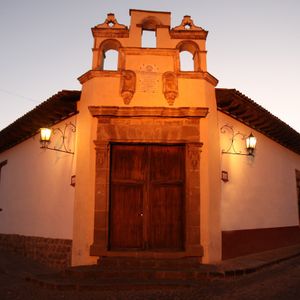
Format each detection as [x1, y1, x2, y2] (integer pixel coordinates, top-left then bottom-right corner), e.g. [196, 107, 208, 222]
[162, 71, 178, 106]
[120, 70, 136, 105]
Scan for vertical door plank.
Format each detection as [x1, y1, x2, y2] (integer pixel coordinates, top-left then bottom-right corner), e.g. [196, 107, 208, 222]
[109, 145, 146, 249]
[148, 145, 185, 250]
[110, 184, 143, 249]
[149, 185, 184, 249]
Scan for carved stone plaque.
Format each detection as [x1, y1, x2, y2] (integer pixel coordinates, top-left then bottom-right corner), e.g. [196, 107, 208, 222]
[137, 64, 160, 93]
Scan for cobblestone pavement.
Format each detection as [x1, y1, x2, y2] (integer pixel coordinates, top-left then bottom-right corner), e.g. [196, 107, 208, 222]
[0, 250, 300, 300]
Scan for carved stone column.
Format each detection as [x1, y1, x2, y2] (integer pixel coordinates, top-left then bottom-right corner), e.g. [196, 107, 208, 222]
[185, 142, 203, 255]
[90, 141, 110, 255]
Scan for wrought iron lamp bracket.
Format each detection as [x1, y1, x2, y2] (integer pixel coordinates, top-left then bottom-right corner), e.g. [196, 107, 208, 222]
[221, 124, 253, 156]
[40, 122, 76, 154]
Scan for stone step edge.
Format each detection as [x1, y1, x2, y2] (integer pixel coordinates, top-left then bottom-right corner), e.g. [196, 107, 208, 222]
[214, 251, 300, 278]
[25, 276, 196, 291]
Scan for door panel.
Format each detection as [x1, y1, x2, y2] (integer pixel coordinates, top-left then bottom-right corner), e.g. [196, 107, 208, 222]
[150, 145, 185, 182]
[109, 145, 146, 249]
[149, 145, 184, 249]
[149, 185, 184, 249]
[110, 184, 143, 249]
[111, 145, 147, 181]
[109, 144, 185, 251]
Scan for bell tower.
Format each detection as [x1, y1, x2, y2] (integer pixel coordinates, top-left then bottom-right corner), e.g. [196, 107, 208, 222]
[78, 9, 217, 107]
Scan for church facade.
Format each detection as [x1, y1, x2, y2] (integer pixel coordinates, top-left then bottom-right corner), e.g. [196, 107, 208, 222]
[0, 10, 299, 268]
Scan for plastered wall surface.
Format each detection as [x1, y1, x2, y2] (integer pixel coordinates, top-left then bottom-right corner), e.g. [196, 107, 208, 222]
[0, 117, 76, 239]
[199, 85, 222, 263]
[219, 112, 300, 231]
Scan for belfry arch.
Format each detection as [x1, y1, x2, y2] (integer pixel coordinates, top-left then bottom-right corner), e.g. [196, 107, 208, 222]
[96, 39, 122, 70]
[176, 40, 202, 72]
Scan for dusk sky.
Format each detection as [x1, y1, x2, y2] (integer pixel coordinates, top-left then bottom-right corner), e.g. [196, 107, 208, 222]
[0, 0, 299, 132]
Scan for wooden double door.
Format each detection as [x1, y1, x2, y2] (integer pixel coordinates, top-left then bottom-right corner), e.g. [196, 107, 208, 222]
[109, 144, 185, 251]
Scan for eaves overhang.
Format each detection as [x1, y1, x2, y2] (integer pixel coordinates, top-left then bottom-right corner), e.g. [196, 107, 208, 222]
[0, 90, 81, 153]
[216, 88, 300, 155]
[1, 88, 299, 156]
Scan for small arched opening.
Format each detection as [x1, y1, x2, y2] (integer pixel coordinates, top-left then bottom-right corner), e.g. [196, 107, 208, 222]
[140, 16, 161, 48]
[98, 39, 122, 70]
[179, 51, 194, 71]
[103, 49, 118, 71]
[142, 30, 156, 48]
[177, 41, 201, 72]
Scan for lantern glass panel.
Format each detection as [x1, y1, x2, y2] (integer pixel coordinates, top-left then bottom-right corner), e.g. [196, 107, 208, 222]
[40, 128, 52, 142]
[246, 133, 256, 150]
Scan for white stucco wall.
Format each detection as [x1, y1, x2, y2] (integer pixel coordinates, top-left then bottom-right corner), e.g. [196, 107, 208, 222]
[219, 112, 300, 231]
[0, 116, 76, 239]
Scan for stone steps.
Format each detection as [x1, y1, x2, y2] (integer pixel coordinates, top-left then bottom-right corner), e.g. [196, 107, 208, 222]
[64, 268, 210, 280]
[26, 275, 196, 291]
[97, 256, 205, 269]
[26, 257, 217, 290]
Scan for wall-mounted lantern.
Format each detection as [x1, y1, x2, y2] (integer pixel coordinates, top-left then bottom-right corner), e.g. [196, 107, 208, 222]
[39, 122, 76, 154]
[221, 124, 257, 157]
[40, 128, 52, 148]
[245, 133, 257, 156]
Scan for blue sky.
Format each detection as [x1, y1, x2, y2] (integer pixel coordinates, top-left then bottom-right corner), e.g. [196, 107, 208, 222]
[0, 0, 299, 132]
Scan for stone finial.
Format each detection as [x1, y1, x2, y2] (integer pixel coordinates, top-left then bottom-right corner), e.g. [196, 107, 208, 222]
[95, 13, 127, 29]
[173, 15, 204, 31]
[163, 71, 178, 106]
[120, 70, 136, 104]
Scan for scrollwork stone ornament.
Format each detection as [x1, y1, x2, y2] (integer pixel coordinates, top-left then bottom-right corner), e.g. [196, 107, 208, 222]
[173, 15, 204, 31]
[187, 144, 202, 171]
[96, 151, 106, 169]
[95, 13, 127, 29]
[120, 70, 136, 104]
[95, 143, 109, 169]
[162, 71, 178, 106]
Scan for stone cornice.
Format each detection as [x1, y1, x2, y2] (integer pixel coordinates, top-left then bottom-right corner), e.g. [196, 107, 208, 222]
[91, 28, 129, 38]
[120, 47, 178, 56]
[170, 30, 208, 40]
[89, 106, 209, 118]
[78, 70, 121, 84]
[178, 72, 219, 86]
[136, 24, 170, 29]
[78, 69, 218, 86]
[130, 9, 171, 16]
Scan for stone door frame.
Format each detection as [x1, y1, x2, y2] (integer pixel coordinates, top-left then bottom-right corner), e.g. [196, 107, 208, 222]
[89, 106, 208, 259]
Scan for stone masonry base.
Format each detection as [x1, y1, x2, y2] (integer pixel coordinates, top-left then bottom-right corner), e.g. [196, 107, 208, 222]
[222, 226, 300, 260]
[0, 233, 72, 270]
